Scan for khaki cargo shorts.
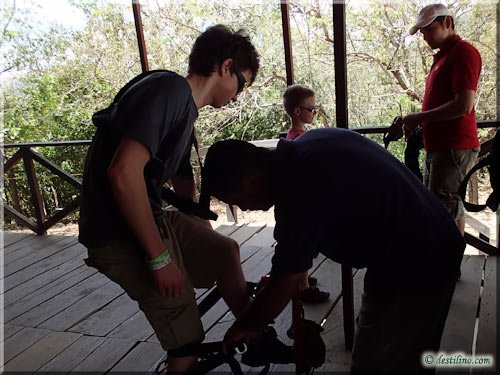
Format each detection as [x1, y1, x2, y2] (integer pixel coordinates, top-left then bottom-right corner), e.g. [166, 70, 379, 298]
[424, 148, 479, 221]
[85, 210, 237, 350]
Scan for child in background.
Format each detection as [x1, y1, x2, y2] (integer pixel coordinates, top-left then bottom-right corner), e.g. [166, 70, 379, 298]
[284, 84, 318, 141]
[283, 84, 329, 305]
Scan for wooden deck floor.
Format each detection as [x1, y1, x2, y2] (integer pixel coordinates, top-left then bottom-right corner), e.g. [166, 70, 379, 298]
[1, 225, 497, 373]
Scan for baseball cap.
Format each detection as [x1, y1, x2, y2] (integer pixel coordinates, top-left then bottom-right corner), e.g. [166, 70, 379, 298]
[409, 4, 452, 35]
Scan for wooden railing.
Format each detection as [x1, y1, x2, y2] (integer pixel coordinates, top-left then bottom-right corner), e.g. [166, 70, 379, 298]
[2, 141, 90, 235]
[2, 121, 498, 253]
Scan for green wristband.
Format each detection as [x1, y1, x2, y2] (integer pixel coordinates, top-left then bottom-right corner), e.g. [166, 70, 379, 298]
[146, 249, 169, 266]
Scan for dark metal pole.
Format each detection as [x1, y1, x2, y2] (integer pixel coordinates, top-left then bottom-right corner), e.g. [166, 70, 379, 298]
[333, 1, 348, 129]
[132, 0, 149, 72]
[281, 1, 294, 86]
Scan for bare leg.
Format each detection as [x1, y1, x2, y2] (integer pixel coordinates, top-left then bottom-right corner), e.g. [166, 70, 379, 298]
[167, 356, 197, 374]
[216, 241, 252, 318]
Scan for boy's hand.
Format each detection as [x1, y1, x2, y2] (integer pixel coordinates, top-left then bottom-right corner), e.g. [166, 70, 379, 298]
[151, 262, 185, 298]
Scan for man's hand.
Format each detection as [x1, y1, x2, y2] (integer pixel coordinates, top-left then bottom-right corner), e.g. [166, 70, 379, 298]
[151, 262, 185, 298]
[222, 321, 260, 355]
[402, 113, 422, 137]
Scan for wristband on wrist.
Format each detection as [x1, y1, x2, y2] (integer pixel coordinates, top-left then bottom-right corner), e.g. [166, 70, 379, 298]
[145, 249, 171, 270]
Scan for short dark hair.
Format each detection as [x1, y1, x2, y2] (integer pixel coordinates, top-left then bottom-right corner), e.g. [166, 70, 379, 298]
[200, 140, 269, 202]
[435, 15, 455, 30]
[188, 24, 260, 85]
[283, 84, 315, 116]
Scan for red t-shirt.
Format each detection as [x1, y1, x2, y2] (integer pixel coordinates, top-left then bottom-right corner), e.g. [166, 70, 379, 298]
[421, 35, 481, 152]
[286, 127, 305, 140]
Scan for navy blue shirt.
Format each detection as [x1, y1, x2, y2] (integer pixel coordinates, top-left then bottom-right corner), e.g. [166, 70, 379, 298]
[79, 71, 198, 247]
[272, 128, 464, 291]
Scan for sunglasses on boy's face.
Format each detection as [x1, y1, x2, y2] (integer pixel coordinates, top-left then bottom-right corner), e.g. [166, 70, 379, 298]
[300, 106, 319, 113]
[234, 69, 249, 94]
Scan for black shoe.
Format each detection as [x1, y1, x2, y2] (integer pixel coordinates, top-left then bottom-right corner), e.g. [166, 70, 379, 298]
[307, 276, 318, 287]
[241, 326, 293, 367]
[286, 319, 324, 340]
[300, 287, 330, 304]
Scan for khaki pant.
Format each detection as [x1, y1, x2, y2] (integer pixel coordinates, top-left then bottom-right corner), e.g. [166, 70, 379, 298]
[85, 210, 237, 350]
[424, 148, 479, 221]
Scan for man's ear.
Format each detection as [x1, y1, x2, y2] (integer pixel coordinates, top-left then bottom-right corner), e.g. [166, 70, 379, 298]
[219, 58, 234, 76]
[294, 107, 301, 116]
[445, 16, 452, 29]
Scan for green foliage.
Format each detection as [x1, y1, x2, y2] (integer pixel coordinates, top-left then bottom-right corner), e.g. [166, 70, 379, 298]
[1, 0, 497, 228]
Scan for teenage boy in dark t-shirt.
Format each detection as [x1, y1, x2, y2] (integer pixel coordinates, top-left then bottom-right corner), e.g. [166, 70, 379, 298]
[79, 25, 259, 374]
[201, 128, 465, 372]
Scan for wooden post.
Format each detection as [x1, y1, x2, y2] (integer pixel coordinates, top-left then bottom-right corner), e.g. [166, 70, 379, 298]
[333, 1, 348, 129]
[132, 0, 149, 73]
[333, 1, 355, 350]
[281, 1, 294, 86]
[22, 148, 46, 235]
[341, 263, 355, 350]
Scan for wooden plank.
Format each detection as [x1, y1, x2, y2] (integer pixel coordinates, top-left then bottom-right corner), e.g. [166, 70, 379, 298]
[71, 337, 136, 372]
[9, 272, 110, 327]
[475, 255, 498, 373]
[315, 268, 367, 374]
[2, 231, 33, 247]
[4, 331, 81, 372]
[228, 224, 265, 245]
[4, 234, 77, 266]
[5, 265, 97, 323]
[4, 242, 87, 291]
[69, 293, 140, 336]
[214, 223, 242, 237]
[2, 324, 24, 340]
[107, 310, 155, 341]
[3, 327, 51, 363]
[5, 236, 79, 276]
[4, 251, 87, 307]
[111, 341, 166, 372]
[440, 255, 484, 354]
[465, 213, 490, 240]
[3, 233, 68, 257]
[244, 225, 276, 247]
[36, 335, 106, 373]
[303, 258, 344, 324]
[38, 282, 124, 331]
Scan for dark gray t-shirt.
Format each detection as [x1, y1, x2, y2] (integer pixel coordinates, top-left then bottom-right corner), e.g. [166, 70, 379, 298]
[271, 128, 465, 293]
[79, 71, 198, 247]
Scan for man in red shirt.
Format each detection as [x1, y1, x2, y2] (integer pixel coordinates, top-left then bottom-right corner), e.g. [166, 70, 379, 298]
[403, 3, 481, 235]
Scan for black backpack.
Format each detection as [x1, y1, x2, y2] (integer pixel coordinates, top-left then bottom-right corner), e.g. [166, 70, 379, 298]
[459, 130, 499, 212]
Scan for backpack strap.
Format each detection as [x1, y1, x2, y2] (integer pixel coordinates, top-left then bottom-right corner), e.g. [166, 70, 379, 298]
[458, 156, 491, 212]
[92, 70, 169, 128]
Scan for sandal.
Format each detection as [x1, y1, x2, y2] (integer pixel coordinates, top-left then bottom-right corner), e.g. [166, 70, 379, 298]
[300, 287, 330, 304]
[307, 276, 318, 287]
